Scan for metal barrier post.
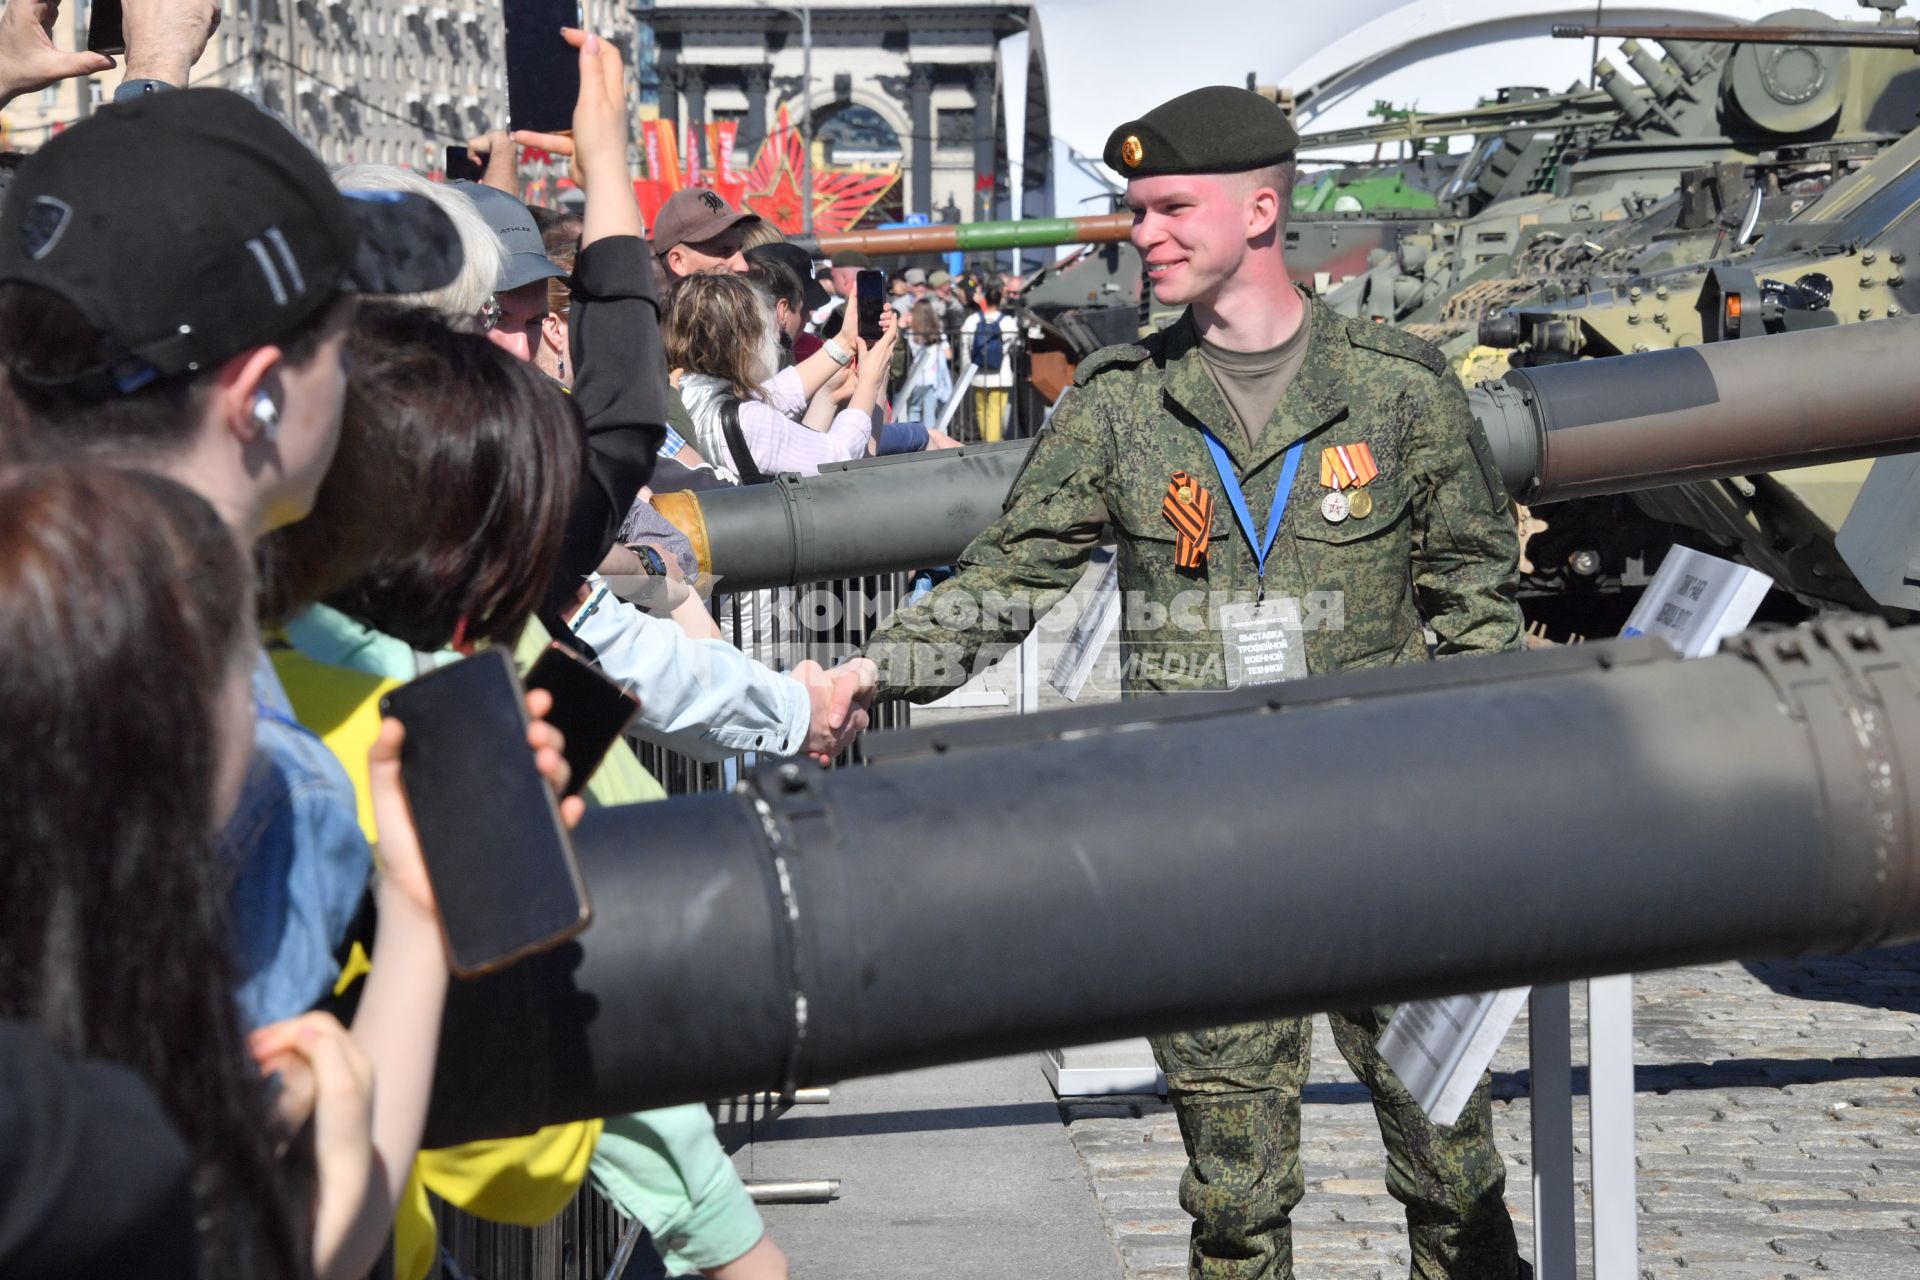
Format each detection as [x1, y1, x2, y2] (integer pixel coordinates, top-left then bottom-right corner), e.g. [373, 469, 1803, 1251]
[1529, 983, 1578, 1280]
[1588, 975, 1639, 1279]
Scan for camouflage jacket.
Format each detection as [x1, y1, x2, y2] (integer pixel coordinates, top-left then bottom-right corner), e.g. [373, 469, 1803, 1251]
[863, 299, 1523, 701]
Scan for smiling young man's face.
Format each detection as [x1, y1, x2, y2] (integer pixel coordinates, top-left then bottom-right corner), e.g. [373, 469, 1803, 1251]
[1126, 172, 1267, 307]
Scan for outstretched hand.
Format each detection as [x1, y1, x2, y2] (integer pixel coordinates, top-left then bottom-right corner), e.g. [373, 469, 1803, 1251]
[855, 308, 900, 387]
[791, 658, 873, 763]
[0, 0, 114, 108]
[464, 129, 520, 193]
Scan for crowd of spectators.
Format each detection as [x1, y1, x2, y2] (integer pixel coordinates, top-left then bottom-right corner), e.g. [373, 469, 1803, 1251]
[0, 0, 1047, 1274]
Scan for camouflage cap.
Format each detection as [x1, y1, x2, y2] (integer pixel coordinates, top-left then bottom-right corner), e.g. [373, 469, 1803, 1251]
[1104, 86, 1297, 178]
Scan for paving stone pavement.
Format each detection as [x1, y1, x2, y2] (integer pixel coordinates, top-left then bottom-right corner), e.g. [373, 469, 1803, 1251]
[1063, 946, 1920, 1280]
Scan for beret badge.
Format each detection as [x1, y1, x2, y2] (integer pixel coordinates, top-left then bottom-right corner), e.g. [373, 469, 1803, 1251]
[1120, 135, 1144, 169]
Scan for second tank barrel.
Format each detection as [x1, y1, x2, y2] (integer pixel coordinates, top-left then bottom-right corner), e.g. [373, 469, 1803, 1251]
[653, 317, 1920, 591]
[1474, 315, 1920, 504]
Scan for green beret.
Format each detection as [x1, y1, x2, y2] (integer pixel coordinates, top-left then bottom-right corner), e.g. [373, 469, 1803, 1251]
[1104, 86, 1298, 179]
[832, 249, 871, 267]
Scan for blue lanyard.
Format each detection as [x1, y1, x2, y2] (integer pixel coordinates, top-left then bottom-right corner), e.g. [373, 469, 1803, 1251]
[1200, 428, 1305, 603]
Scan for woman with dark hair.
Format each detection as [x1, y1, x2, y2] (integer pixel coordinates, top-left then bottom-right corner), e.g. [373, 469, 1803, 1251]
[0, 463, 307, 1277]
[0, 463, 532, 1280]
[267, 302, 584, 656]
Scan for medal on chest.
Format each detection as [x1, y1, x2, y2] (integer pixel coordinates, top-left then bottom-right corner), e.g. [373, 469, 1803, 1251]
[1319, 442, 1380, 524]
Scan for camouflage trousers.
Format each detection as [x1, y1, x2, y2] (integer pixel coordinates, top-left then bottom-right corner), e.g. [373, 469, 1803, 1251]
[1149, 1007, 1519, 1280]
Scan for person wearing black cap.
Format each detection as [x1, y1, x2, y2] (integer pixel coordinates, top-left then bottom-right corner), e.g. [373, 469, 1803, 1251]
[0, 86, 462, 542]
[849, 84, 1524, 1280]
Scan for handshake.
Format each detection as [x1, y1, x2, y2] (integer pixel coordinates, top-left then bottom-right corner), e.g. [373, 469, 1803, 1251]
[790, 656, 881, 764]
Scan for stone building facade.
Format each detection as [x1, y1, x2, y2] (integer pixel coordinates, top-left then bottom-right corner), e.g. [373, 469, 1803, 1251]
[0, 0, 1052, 228]
[643, 0, 1052, 223]
[1, 0, 638, 174]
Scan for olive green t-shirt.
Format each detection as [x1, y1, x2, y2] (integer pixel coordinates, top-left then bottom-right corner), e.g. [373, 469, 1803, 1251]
[1197, 306, 1311, 447]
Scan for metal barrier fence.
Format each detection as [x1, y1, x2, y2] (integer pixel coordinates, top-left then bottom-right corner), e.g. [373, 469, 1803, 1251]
[901, 330, 1043, 445]
[427, 570, 923, 1279]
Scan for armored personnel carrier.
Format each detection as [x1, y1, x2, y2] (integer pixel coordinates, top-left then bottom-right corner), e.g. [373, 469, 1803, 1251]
[1320, 4, 1920, 331]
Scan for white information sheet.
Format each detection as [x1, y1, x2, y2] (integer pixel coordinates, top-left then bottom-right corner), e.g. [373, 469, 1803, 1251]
[1047, 557, 1121, 701]
[1621, 546, 1774, 658]
[1378, 987, 1531, 1127]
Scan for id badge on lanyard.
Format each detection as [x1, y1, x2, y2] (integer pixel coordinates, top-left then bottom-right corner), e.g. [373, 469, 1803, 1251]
[1219, 597, 1308, 687]
[1201, 429, 1309, 688]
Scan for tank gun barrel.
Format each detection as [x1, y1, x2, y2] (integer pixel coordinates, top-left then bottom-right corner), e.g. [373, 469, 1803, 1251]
[1551, 23, 1920, 51]
[1473, 315, 1920, 504]
[797, 213, 1133, 259]
[1296, 93, 1621, 152]
[651, 440, 1033, 592]
[421, 614, 1920, 1145]
[653, 318, 1920, 592]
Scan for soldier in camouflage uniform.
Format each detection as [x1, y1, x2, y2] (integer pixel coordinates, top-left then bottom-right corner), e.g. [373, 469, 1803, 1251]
[844, 87, 1524, 1279]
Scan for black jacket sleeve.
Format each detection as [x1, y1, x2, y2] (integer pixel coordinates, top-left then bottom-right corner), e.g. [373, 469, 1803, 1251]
[548, 234, 669, 615]
[0, 1020, 198, 1278]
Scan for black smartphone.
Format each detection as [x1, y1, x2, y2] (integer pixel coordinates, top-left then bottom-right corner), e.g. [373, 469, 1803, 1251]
[379, 649, 590, 976]
[856, 268, 886, 343]
[524, 644, 640, 799]
[445, 145, 486, 183]
[504, 0, 582, 135]
[86, 0, 126, 56]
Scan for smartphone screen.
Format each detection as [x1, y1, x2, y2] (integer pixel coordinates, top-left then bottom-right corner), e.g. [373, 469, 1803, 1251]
[379, 649, 590, 976]
[444, 145, 486, 183]
[856, 269, 886, 343]
[86, 0, 126, 55]
[504, 0, 582, 135]
[523, 645, 640, 798]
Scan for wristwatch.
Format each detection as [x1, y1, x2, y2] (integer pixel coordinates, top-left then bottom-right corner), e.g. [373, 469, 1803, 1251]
[113, 79, 175, 103]
[634, 545, 668, 578]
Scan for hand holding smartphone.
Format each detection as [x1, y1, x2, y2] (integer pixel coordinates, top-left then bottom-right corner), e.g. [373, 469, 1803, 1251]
[445, 145, 487, 183]
[856, 268, 886, 344]
[379, 650, 590, 976]
[523, 644, 641, 799]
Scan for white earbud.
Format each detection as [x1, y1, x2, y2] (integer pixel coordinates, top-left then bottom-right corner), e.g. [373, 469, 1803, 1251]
[251, 391, 279, 443]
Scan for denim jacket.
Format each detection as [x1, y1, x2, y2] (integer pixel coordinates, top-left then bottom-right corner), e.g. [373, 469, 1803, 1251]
[217, 653, 373, 1029]
[567, 576, 810, 760]
[291, 594, 811, 761]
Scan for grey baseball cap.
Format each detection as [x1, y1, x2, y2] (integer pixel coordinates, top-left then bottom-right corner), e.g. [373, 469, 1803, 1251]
[450, 180, 566, 292]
